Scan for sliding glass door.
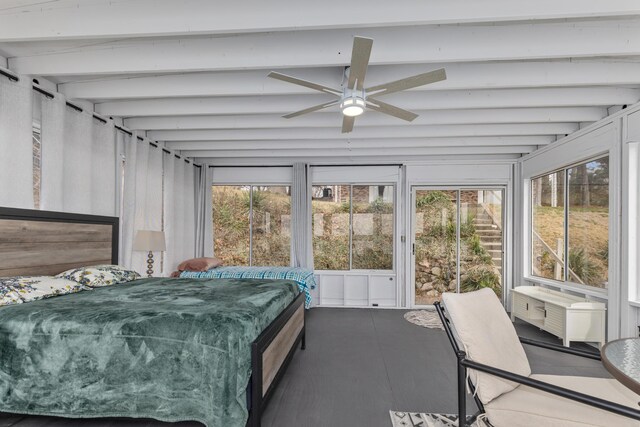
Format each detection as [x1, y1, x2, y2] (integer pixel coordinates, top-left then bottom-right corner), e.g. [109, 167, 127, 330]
[412, 187, 504, 305]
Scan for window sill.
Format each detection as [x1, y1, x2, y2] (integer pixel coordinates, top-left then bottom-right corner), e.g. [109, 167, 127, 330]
[522, 276, 608, 300]
[629, 300, 640, 309]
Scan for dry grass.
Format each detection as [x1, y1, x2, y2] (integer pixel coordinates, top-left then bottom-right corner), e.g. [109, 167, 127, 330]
[533, 206, 608, 286]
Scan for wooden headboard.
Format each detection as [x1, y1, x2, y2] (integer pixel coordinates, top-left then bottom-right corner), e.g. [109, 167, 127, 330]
[0, 207, 119, 277]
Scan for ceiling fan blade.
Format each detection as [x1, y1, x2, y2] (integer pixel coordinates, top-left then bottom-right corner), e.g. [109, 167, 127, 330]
[347, 37, 373, 91]
[341, 115, 355, 133]
[268, 71, 342, 96]
[283, 100, 340, 119]
[366, 68, 447, 97]
[367, 98, 418, 122]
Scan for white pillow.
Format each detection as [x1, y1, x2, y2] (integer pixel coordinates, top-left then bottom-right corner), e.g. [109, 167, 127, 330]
[442, 288, 531, 404]
[0, 276, 86, 305]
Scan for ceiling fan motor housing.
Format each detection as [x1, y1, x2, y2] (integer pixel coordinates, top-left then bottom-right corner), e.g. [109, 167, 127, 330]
[340, 88, 366, 117]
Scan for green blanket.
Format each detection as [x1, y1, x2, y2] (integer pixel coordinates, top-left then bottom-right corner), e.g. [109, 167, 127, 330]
[0, 277, 300, 427]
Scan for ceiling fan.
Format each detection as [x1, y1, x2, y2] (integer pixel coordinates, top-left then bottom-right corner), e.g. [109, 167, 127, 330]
[267, 36, 447, 133]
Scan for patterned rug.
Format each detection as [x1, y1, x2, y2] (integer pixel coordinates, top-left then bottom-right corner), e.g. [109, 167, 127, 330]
[403, 310, 444, 330]
[390, 411, 490, 427]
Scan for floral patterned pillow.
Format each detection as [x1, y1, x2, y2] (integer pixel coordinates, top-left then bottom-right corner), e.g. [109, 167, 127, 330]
[0, 280, 23, 307]
[56, 265, 141, 288]
[0, 276, 86, 306]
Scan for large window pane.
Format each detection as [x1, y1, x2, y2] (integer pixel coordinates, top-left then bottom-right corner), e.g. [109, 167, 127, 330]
[567, 158, 609, 288]
[212, 186, 251, 265]
[252, 186, 291, 266]
[352, 185, 394, 270]
[414, 190, 458, 305]
[312, 185, 350, 270]
[531, 171, 565, 281]
[530, 156, 609, 289]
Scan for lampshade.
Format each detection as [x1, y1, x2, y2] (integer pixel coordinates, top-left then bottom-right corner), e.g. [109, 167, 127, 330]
[133, 230, 166, 251]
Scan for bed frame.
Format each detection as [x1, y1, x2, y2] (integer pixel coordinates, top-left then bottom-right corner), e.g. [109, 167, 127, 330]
[0, 207, 306, 427]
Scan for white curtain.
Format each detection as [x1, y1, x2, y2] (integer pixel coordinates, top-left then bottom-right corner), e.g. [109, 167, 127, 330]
[120, 131, 138, 268]
[291, 163, 314, 269]
[40, 93, 117, 215]
[162, 154, 197, 274]
[0, 76, 33, 209]
[120, 133, 165, 274]
[195, 165, 214, 257]
[91, 119, 117, 216]
[184, 161, 197, 259]
[162, 151, 176, 275]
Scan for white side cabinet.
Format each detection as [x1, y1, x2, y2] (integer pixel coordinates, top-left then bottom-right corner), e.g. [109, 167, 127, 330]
[511, 286, 606, 348]
[315, 272, 397, 307]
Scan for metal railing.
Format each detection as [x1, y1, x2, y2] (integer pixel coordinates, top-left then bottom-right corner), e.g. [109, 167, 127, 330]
[532, 231, 584, 284]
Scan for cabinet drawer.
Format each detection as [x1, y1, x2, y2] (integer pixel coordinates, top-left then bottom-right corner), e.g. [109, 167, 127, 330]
[543, 304, 565, 336]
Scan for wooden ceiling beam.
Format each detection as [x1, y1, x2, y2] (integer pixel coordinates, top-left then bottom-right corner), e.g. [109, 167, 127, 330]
[1, 0, 638, 42]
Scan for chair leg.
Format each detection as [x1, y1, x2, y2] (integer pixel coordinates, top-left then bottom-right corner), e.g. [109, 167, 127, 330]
[458, 356, 467, 427]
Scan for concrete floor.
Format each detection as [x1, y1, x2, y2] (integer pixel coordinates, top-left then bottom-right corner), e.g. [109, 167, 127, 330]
[0, 308, 609, 427]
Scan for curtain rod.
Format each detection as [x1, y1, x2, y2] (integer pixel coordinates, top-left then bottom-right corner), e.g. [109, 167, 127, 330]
[207, 165, 293, 168]
[1, 68, 203, 169]
[207, 164, 403, 168]
[0, 68, 19, 82]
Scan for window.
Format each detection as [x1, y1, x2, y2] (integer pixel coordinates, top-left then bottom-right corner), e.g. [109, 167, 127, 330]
[212, 185, 291, 266]
[531, 156, 609, 288]
[312, 184, 394, 270]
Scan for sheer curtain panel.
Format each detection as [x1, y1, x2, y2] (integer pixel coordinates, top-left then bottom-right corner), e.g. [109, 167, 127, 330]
[291, 163, 314, 269]
[120, 133, 165, 274]
[120, 131, 139, 268]
[162, 151, 176, 275]
[91, 119, 117, 216]
[195, 165, 213, 257]
[183, 161, 197, 260]
[40, 93, 117, 215]
[163, 155, 197, 274]
[0, 77, 34, 209]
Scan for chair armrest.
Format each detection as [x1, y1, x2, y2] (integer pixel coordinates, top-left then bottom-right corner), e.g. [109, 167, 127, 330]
[460, 358, 640, 422]
[519, 336, 601, 361]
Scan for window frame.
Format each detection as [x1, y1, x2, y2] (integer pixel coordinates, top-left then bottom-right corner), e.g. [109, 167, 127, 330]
[528, 154, 610, 293]
[212, 183, 292, 267]
[312, 183, 396, 272]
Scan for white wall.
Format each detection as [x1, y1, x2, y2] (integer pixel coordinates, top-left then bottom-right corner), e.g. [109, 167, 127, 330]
[211, 166, 292, 185]
[518, 102, 640, 339]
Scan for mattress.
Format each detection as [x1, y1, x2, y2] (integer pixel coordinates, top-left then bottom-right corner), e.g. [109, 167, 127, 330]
[0, 277, 300, 427]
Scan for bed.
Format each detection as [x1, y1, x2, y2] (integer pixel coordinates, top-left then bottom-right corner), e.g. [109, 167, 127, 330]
[0, 207, 305, 427]
[181, 266, 316, 308]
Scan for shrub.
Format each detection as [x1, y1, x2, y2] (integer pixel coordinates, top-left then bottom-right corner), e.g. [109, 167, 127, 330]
[461, 265, 502, 298]
[416, 190, 451, 208]
[569, 247, 600, 285]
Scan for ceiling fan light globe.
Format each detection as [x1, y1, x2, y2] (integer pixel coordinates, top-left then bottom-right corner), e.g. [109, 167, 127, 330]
[340, 97, 365, 117]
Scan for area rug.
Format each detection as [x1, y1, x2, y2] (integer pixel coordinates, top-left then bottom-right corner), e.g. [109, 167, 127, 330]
[403, 310, 444, 330]
[389, 411, 491, 427]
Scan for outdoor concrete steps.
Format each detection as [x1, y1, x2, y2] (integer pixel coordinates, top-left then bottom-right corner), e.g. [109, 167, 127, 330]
[472, 210, 503, 270]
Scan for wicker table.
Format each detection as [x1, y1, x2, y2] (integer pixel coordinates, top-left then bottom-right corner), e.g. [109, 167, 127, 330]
[601, 338, 640, 395]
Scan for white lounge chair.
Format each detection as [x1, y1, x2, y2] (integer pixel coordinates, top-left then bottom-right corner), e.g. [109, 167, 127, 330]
[435, 288, 640, 427]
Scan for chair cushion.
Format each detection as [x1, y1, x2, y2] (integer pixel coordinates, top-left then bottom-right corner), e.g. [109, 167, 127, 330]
[485, 374, 640, 427]
[442, 288, 531, 404]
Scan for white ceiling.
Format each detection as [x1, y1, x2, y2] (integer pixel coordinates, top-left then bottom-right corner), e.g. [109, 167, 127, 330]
[1, 0, 639, 163]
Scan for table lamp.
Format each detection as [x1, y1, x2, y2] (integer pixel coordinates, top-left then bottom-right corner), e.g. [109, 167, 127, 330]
[133, 230, 166, 277]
